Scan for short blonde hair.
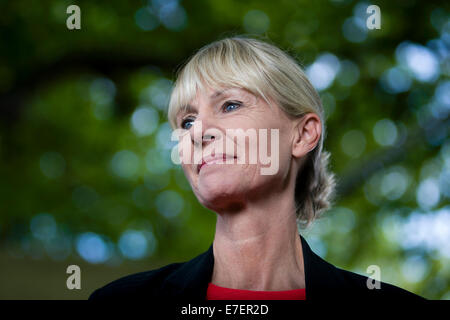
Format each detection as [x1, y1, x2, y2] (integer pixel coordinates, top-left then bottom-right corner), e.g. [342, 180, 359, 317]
[167, 36, 336, 228]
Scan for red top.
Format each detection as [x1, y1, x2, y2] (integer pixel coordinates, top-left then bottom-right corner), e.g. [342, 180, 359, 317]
[206, 283, 306, 300]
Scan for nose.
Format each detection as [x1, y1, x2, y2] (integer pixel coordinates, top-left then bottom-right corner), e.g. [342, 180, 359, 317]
[202, 133, 215, 144]
[189, 118, 222, 148]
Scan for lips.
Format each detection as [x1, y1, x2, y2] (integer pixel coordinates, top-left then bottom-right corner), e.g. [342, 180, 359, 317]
[197, 154, 236, 173]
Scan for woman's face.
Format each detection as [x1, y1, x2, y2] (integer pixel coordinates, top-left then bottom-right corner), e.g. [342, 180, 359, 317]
[175, 86, 299, 212]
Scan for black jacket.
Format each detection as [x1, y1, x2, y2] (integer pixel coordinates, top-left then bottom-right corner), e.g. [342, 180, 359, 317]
[89, 234, 424, 300]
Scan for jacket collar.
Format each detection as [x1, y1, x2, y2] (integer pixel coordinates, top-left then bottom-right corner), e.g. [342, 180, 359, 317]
[162, 234, 339, 300]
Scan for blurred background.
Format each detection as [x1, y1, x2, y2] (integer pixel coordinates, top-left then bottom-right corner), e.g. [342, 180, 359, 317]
[0, 0, 449, 299]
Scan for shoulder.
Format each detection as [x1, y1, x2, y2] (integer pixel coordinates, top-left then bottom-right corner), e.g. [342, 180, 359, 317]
[330, 264, 425, 300]
[300, 236, 425, 300]
[88, 262, 184, 301]
[88, 244, 215, 301]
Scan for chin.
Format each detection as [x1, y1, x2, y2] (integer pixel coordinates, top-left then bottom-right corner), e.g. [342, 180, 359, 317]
[195, 171, 245, 211]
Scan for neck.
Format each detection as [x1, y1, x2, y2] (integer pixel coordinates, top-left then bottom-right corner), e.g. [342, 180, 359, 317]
[211, 190, 305, 291]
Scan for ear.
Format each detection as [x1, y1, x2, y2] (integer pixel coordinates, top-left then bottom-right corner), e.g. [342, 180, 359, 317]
[292, 113, 322, 158]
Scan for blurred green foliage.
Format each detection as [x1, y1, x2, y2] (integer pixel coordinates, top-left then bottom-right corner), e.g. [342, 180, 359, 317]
[0, 0, 449, 299]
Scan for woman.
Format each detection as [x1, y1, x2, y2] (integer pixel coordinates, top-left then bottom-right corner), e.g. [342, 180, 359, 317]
[89, 36, 423, 300]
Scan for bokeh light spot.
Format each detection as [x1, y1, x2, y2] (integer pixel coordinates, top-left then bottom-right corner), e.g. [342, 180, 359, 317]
[243, 10, 270, 34]
[131, 106, 159, 136]
[373, 119, 398, 146]
[341, 129, 366, 158]
[155, 190, 184, 218]
[110, 150, 140, 179]
[76, 232, 111, 264]
[40, 152, 66, 179]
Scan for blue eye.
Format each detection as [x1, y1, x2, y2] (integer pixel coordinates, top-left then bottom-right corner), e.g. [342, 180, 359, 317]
[181, 118, 194, 129]
[223, 102, 241, 112]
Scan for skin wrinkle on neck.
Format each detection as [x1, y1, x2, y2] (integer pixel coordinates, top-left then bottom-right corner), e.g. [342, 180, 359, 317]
[211, 166, 306, 291]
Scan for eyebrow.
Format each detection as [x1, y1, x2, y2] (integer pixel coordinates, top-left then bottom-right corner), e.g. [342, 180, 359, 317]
[176, 88, 234, 119]
[210, 89, 230, 100]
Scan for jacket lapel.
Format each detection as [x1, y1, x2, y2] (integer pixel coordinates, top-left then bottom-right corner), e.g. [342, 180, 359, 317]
[300, 234, 345, 299]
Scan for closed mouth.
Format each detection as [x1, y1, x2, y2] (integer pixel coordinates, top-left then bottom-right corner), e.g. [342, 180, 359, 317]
[197, 154, 237, 173]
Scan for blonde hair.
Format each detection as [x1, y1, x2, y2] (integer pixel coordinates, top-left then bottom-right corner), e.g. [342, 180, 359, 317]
[167, 36, 336, 228]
